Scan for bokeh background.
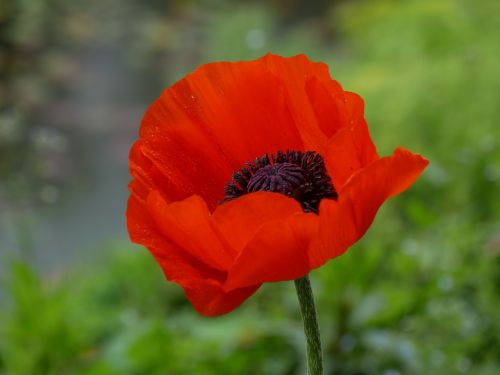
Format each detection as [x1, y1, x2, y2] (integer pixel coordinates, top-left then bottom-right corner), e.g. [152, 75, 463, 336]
[1, 0, 500, 374]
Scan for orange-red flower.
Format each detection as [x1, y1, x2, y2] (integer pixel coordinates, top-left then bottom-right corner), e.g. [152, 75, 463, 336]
[127, 54, 428, 316]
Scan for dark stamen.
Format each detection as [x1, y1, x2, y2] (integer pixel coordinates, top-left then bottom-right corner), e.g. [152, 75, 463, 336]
[223, 150, 337, 213]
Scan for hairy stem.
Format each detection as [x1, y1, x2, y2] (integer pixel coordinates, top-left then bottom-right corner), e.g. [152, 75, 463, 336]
[294, 275, 323, 375]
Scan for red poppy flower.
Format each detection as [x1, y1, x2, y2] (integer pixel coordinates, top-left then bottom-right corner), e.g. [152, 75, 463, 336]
[127, 54, 428, 316]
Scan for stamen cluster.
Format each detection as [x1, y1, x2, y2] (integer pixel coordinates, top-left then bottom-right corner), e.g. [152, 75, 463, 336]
[224, 150, 337, 213]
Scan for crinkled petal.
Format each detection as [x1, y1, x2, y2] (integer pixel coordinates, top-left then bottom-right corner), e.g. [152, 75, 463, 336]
[128, 192, 261, 316]
[213, 191, 304, 252]
[146, 191, 236, 271]
[323, 117, 379, 190]
[128, 189, 308, 315]
[261, 54, 331, 150]
[135, 56, 309, 207]
[225, 212, 319, 290]
[131, 54, 369, 208]
[132, 117, 235, 209]
[182, 279, 260, 317]
[305, 76, 367, 138]
[310, 148, 429, 268]
[127, 194, 223, 282]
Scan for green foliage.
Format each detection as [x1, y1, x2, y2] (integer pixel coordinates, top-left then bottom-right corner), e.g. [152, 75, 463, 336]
[0, 248, 303, 375]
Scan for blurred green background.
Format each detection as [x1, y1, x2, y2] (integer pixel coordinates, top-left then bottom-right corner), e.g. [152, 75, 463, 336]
[1, 0, 500, 374]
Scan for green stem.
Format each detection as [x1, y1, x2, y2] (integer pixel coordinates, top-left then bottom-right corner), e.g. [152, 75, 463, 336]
[294, 275, 323, 375]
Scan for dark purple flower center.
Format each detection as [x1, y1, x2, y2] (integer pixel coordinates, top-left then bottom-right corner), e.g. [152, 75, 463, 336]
[223, 150, 337, 213]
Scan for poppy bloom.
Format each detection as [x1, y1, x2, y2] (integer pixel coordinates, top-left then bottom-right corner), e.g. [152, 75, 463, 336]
[127, 54, 428, 317]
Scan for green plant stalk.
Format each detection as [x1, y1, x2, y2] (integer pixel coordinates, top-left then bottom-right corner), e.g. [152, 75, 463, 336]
[294, 275, 323, 375]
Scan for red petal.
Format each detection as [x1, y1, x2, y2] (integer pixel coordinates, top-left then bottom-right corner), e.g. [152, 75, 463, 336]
[262, 54, 331, 150]
[127, 193, 161, 248]
[225, 212, 319, 290]
[129, 190, 307, 315]
[305, 77, 362, 140]
[128, 191, 261, 316]
[146, 191, 236, 271]
[303, 75, 379, 189]
[170, 58, 305, 162]
[212, 191, 304, 252]
[135, 57, 308, 207]
[127, 194, 222, 282]
[131, 54, 369, 208]
[323, 116, 379, 190]
[310, 148, 429, 268]
[182, 280, 260, 317]
[138, 130, 230, 208]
